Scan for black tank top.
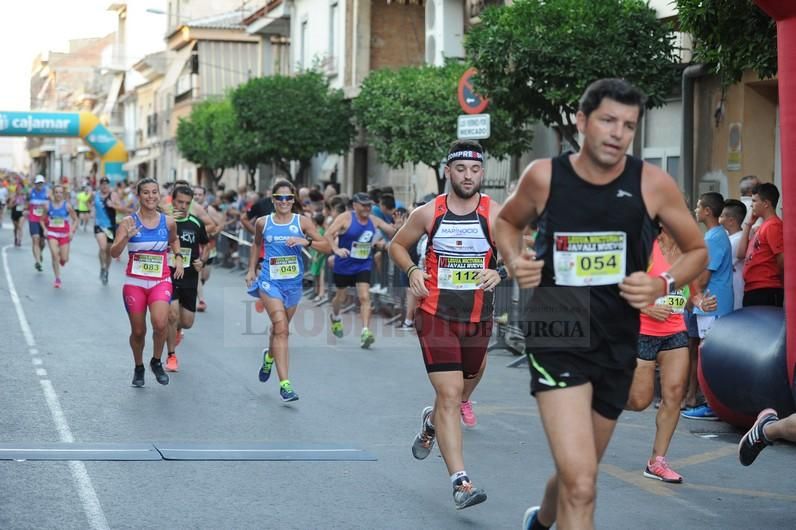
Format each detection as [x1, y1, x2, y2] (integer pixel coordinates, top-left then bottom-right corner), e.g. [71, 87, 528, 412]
[526, 154, 658, 361]
[103, 192, 116, 225]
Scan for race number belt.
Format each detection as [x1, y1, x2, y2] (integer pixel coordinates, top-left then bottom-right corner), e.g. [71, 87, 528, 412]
[437, 256, 485, 290]
[169, 248, 192, 268]
[131, 252, 165, 278]
[553, 231, 626, 286]
[269, 255, 299, 280]
[49, 218, 66, 228]
[351, 241, 372, 260]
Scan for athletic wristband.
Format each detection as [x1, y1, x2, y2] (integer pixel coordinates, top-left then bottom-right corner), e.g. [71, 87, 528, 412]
[406, 265, 419, 277]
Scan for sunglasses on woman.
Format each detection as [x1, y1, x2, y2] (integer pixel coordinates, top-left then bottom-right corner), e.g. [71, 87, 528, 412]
[273, 194, 295, 202]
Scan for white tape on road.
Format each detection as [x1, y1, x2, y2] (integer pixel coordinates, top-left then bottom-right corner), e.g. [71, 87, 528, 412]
[1, 245, 110, 530]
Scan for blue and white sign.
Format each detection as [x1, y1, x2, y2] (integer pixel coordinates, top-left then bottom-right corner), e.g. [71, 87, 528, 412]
[86, 123, 117, 156]
[0, 111, 80, 137]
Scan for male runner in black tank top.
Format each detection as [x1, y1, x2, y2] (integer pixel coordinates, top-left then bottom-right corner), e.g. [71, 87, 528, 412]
[495, 79, 708, 530]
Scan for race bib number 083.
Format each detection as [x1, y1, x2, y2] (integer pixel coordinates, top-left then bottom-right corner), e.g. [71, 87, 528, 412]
[131, 253, 165, 278]
[553, 232, 626, 286]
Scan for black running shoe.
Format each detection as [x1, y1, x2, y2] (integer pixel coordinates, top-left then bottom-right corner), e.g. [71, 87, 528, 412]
[150, 359, 170, 385]
[35, 261, 42, 272]
[132, 365, 145, 387]
[738, 408, 778, 466]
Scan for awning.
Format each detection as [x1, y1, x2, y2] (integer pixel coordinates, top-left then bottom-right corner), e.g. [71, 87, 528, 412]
[102, 74, 124, 117]
[123, 149, 158, 170]
[158, 45, 195, 95]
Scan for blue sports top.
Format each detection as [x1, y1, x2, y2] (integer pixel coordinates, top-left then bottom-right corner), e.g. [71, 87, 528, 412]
[260, 213, 305, 283]
[333, 211, 375, 276]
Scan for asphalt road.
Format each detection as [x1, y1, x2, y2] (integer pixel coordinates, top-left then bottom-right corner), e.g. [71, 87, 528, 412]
[1, 224, 794, 530]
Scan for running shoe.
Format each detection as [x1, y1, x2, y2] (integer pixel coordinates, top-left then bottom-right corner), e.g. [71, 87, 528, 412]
[34, 261, 42, 272]
[150, 359, 170, 385]
[165, 354, 179, 372]
[522, 506, 541, 530]
[452, 479, 487, 510]
[411, 406, 436, 460]
[330, 314, 343, 338]
[132, 365, 145, 387]
[101, 268, 109, 286]
[643, 456, 683, 483]
[738, 408, 778, 466]
[279, 381, 299, 402]
[259, 349, 274, 382]
[460, 400, 477, 428]
[681, 403, 718, 420]
[397, 322, 415, 331]
[53, 278, 62, 289]
[197, 299, 207, 312]
[360, 328, 375, 349]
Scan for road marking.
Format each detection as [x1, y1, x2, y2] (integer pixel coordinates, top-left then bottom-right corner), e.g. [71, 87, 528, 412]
[2, 245, 110, 530]
[600, 463, 676, 497]
[35, 368, 47, 377]
[680, 482, 796, 502]
[667, 445, 738, 469]
[32, 358, 43, 366]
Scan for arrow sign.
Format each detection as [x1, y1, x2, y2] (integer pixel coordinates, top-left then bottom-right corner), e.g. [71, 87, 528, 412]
[457, 67, 489, 115]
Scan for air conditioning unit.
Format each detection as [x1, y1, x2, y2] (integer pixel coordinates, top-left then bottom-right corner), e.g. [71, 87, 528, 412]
[425, 0, 465, 66]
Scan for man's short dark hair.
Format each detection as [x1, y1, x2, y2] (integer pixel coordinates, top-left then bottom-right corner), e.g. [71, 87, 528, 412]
[172, 185, 194, 200]
[699, 192, 725, 218]
[369, 188, 383, 203]
[722, 199, 746, 225]
[579, 78, 647, 120]
[380, 194, 396, 210]
[754, 182, 780, 209]
[308, 189, 324, 202]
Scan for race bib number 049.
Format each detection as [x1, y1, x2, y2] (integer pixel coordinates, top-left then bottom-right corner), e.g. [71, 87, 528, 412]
[553, 232, 626, 287]
[269, 255, 299, 279]
[131, 253, 165, 278]
[437, 256, 485, 290]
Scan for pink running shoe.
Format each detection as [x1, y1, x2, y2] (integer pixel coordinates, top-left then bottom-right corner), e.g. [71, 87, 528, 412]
[460, 400, 477, 428]
[643, 456, 683, 483]
[54, 278, 62, 289]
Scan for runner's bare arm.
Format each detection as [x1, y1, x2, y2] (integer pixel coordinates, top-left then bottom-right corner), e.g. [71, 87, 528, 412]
[371, 214, 401, 238]
[324, 213, 351, 255]
[191, 201, 217, 236]
[299, 216, 332, 255]
[388, 203, 430, 272]
[642, 163, 708, 291]
[495, 161, 550, 286]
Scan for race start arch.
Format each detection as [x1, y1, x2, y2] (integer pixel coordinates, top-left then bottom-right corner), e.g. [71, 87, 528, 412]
[0, 111, 128, 183]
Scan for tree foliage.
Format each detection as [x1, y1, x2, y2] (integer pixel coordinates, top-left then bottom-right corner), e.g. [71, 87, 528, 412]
[231, 71, 355, 184]
[465, 0, 679, 150]
[353, 62, 532, 194]
[176, 99, 238, 184]
[676, 0, 777, 89]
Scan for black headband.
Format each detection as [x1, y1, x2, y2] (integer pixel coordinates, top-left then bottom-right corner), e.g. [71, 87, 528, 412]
[447, 150, 484, 164]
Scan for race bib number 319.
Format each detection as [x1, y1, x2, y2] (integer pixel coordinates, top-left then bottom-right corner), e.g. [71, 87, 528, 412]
[553, 232, 626, 287]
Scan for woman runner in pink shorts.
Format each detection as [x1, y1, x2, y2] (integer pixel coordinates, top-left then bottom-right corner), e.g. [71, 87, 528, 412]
[39, 184, 77, 288]
[111, 178, 184, 387]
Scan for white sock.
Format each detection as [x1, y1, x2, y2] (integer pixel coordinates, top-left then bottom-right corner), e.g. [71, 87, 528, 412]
[450, 470, 468, 486]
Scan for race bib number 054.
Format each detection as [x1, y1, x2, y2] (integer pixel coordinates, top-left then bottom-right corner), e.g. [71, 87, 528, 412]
[553, 232, 626, 287]
[269, 255, 299, 280]
[437, 256, 485, 290]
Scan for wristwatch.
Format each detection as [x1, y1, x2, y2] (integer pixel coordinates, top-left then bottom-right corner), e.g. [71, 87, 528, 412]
[306, 235, 313, 247]
[659, 271, 676, 296]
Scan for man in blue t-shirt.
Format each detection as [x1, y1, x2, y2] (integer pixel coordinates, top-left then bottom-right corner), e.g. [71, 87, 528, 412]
[682, 192, 734, 420]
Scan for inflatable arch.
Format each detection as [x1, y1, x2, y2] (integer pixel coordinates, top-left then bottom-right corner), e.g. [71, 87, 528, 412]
[0, 111, 128, 183]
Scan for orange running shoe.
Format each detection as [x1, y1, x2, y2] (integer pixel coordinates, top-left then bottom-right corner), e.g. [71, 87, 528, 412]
[165, 354, 179, 372]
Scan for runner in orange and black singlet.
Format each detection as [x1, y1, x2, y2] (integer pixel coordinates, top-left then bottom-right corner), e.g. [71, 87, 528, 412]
[389, 140, 504, 511]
